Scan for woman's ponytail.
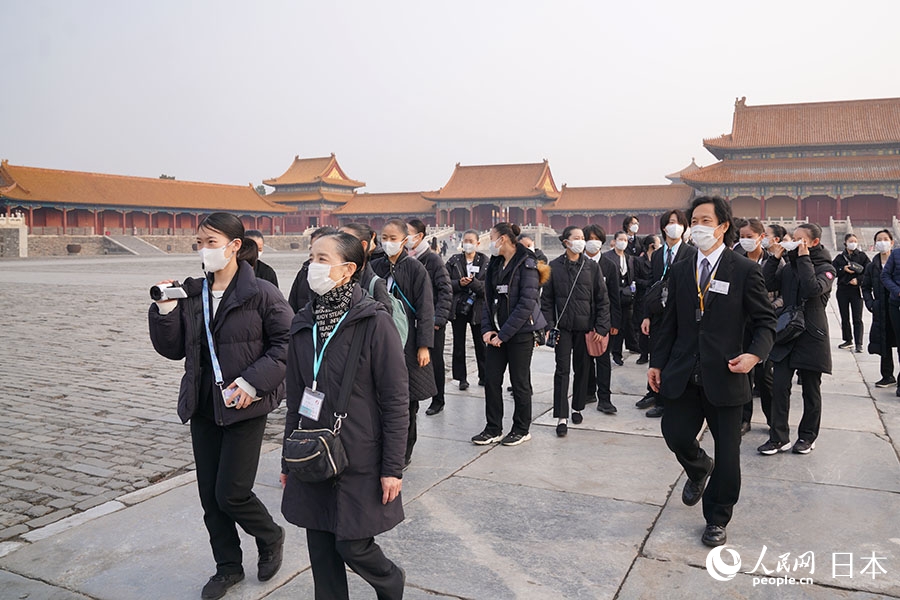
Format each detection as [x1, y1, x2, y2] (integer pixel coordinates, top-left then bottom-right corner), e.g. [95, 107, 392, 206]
[237, 236, 259, 266]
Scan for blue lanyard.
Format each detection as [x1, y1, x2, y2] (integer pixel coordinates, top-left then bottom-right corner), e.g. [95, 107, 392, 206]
[311, 312, 349, 391]
[201, 278, 224, 387]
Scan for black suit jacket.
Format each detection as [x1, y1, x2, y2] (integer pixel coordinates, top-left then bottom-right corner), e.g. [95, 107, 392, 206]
[650, 248, 776, 406]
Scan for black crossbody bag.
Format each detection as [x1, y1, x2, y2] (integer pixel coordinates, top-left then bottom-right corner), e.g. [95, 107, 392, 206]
[283, 319, 368, 482]
[775, 277, 806, 345]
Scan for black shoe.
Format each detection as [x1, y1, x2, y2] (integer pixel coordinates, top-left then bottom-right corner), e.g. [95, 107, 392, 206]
[635, 393, 656, 409]
[459, 380, 469, 391]
[757, 439, 791, 455]
[201, 572, 245, 600]
[613, 356, 624, 366]
[682, 457, 714, 506]
[856, 345, 863, 353]
[425, 403, 444, 416]
[478, 378, 485, 386]
[636, 355, 649, 365]
[402, 457, 411, 471]
[571, 411, 583, 424]
[875, 376, 896, 388]
[702, 524, 727, 547]
[500, 431, 531, 446]
[792, 439, 816, 454]
[646, 406, 664, 418]
[471, 430, 502, 445]
[740, 421, 751, 436]
[258, 527, 284, 582]
[556, 422, 567, 437]
[838, 340, 854, 350]
[598, 399, 617, 414]
[896, 386, 900, 398]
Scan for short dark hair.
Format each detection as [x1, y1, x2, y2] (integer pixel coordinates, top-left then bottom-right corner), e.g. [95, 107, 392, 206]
[310, 226, 339, 242]
[623, 215, 639, 230]
[517, 232, 535, 243]
[613, 230, 628, 240]
[875, 228, 894, 242]
[766, 223, 787, 241]
[732, 218, 749, 231]
[463, 229, 479, 239]
[659, 209, 688, 235]
[844, 232, 858, 243]
[245, 229, 264, 241]
[641, 235, 660, 253]
[795, 222, 822, 242]
[583, 224, 606, 243]
[745, 218, 765, 236]
[687, 196, 737, 247]
[559, 225, 582, 246]
[318, 232, 366, 284]
[383, 218, 408, 236]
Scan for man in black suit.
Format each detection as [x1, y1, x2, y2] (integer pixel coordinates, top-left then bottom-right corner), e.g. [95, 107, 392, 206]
[648, 196, 775, 547]
[245, 229, 279, 288]
[623, 215, 642, 257]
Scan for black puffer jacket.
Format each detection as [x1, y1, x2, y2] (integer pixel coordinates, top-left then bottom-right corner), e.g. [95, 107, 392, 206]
[416, 246, 453, 327]
[282, 288, 408, 541]
[481, 243, 549, 342]
[288, 259, 311, 313]
[148, 260, 293, 426]
[541, 253, 610, 335]
[833, 248, 870, 294]
[446, 251, 488, 324]
[371, 250, 437, 401]
[765, 246, 836, 373]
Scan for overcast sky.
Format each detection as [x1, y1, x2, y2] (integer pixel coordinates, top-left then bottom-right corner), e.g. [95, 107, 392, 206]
[2, 0, 899, 194]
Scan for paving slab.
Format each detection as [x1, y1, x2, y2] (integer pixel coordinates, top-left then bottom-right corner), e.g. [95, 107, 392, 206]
[456, 425, 681, 505]
[643, 474, 900, 596]
[747, 393, 885, 435]
[534, 393, 665, 438]
[265, 571, 457, 599]
[617, 557, 893, 600]
[0, 569, 95, 600]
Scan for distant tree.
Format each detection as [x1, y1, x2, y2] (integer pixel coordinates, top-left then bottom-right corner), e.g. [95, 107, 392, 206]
[255, 184, 267, 196]
[159, 174, 175, 180]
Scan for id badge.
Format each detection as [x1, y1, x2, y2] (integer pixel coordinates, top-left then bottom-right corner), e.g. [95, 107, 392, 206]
[300, 387, 325, 421]
[468, 265, 480, 276]
[496, 284, 509, 294]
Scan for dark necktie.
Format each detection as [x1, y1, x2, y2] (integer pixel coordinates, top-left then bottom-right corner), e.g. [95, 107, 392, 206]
[700, 258, 711, 291]
[666, 248, 674, 271]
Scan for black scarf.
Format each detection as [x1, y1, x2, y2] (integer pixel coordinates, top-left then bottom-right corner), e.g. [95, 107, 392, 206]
[313, 282, 354, 343]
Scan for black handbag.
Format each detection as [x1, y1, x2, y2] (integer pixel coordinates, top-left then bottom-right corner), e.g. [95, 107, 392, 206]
[775, 304, 806, 345]
[283, 318, 367, 483]
[644, 278, 669, 316]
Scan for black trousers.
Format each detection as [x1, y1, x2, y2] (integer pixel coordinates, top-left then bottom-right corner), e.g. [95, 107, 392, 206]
[611, 301, 636, 358]
[769, 363, 822, 444]
[587, 345, 612, 402]
[880, 348, 900, 380]
[661, 383, 742, 527]
[632, 299, 646, 354]
[483, 331, 534, 436]
[306, 529, 404, 600]
[837, 286, 864, 345]
[190, 413, 282, 575]
[885, 302, 900, 384]
[552, 329, 590, 418]
[430, 325, 446, 406]
[405, 400, 418, 464]
[451, 316, 485, 384]
[743, 359, 774, 425]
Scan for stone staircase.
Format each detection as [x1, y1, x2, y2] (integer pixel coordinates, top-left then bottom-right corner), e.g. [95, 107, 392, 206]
[104, 235, 167, 256]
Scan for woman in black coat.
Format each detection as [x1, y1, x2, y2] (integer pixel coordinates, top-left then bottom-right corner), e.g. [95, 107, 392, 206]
[833, 232, 870, 352]
[446, 229, 488, 390]
[149, 212, 292, 599]
[541, 226, 610, 436]
[371, 219, 436, 466]
[862, 229, 899, 388]
[472, 222, 549, 447]
[280, 232, 408, 600]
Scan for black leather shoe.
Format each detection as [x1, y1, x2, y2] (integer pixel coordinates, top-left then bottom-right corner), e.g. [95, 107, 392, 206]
[635, 393, 656, 409]
[202, 572, 244, 600]
[702, 524, 727, 547]
[613, 356, 624, 366]
[556, 422, 568, 437]
[636, 355, 649, 365]
[646, 405, 664, 418]
[571, 411, 584, 424]
[682, 457, 714, 506]
[740, 421, 751, 436]
[896, 386, 900, 398]
[478, 378, 485, 386]
[425, 403, 444, 416]
[258, 526, 284, 582]
[459, 380, 469, 391]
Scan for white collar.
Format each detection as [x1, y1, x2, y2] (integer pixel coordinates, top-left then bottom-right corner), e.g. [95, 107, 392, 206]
[665, 239, 682, 257]
[697, 243, 727, 273]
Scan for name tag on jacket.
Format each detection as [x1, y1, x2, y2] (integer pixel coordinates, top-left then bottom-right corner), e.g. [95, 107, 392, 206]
[709, 280, 730, 295]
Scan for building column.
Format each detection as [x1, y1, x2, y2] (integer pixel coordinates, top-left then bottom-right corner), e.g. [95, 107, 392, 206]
[62, 208, 68, 235]
[93, 209, 99, 235]
[835, 195, 842, 220]
[28, 206, 33, 234]
[121, 211, 126, 232]
[759, 196, 766, 220]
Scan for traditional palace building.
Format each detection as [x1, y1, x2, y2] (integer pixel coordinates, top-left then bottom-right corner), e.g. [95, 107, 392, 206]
[683, 97, 900, 226]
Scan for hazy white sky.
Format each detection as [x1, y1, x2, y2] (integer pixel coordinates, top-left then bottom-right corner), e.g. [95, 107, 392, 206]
[2, 0, 899, 193]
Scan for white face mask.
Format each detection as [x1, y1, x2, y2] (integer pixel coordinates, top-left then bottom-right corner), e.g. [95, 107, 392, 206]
[690, 224, 720, 252]
[585, 240, 603, 255]
[257, 251, 263, 259]
[876, 240, 893, 253]
[567, 239, 586, 254]
[761, 237, 772, 249]
[307, 262, 349, 295]
[846, 242, 858, 252]
[199, 240, 235, 274]
[629, 223, 639, 234]
[489, 239, 501, 257]
[739, 238, 759, 253]
[405, 235, 421, 250]
[615, 239, 628, 251]
[462, 243, 476, 254]
[382, 239, 405, 257]
[664, 223, 684, 240]
[780, 240, 801, 252]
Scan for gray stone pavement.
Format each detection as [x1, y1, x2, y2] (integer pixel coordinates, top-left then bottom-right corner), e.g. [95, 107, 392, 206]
[1, 253, 900, 599]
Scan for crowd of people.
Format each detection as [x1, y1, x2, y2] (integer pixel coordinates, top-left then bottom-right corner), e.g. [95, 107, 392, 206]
[149, 201, 897, 598]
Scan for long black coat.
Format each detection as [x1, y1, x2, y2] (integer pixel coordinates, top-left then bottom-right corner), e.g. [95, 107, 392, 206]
[541, 253, 610, 335]
[588, 254, 622, 330]
[281, 288, 409, 541]
[764, 246, 836, 373]
[371, 250, 437, 401]
[862, 253, 897, 356]
[254, 259, 279, 288]
[417, 247, 453, 327]
[359, 262, 393, 315]
[651, 248, 776, 405]
[447, 251, 488, 324]
[148, 261, 293, 426]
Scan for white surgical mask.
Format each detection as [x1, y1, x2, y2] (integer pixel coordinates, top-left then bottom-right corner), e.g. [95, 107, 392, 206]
[761, 237, 772, 249]
[257, 251, 263, 259]
[489, 239, 501, 257]
[405, 235, 420, 250]
[615, 239, 628, 251]
[780, 240, 801, 252]
[876, 240, 893, 253]
[690, 225, 719, 252]
[307, 262, 350, 295]
[629, 223, 639, 234]
[382, 240, 405, 257]
[199, 241, 235, 274]
[567, 239, 586, 254]
[664, 223, 684, 240]
[739, 238, 759, 253]
[462, 243, 476, 254]
[846, 242, 858, 252]
[585, 240, 603, 255]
